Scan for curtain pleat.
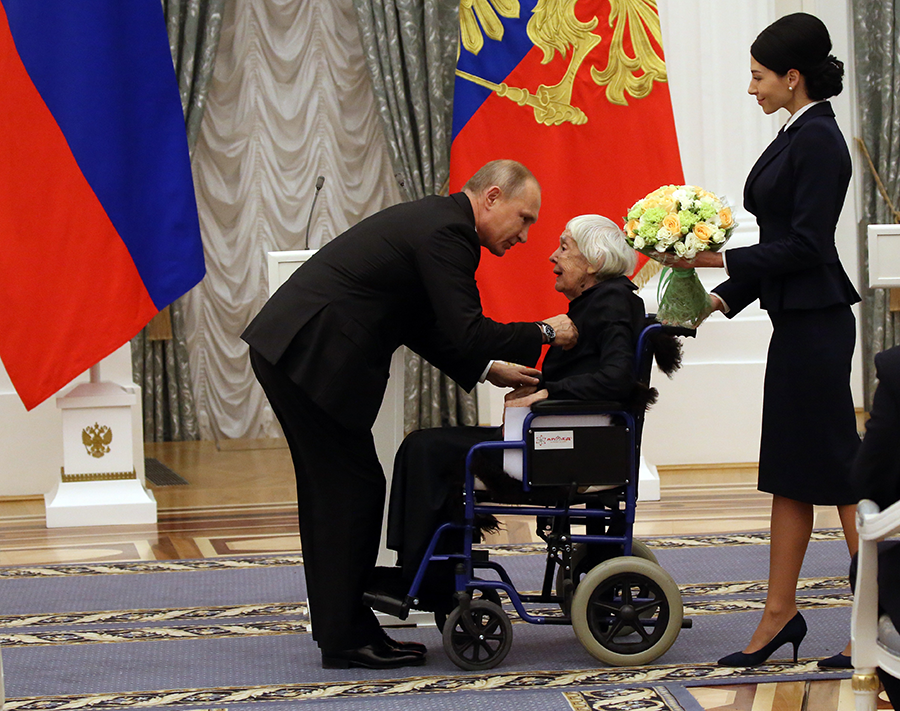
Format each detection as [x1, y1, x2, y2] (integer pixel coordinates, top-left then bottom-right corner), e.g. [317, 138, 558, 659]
[852, 0, 900, 408]
[184, 0, 402, 440]
[353, 0, 478, 434]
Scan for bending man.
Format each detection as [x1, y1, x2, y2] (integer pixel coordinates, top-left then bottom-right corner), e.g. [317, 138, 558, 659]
[242, 160, 576, 670]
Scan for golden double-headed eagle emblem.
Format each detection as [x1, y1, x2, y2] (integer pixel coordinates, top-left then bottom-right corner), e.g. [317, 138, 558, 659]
[82, 422, 113, 458]
[457, 0, 667, 125]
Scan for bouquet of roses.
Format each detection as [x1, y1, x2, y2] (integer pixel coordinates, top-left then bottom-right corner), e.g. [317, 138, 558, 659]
[624, 185, 736, 327]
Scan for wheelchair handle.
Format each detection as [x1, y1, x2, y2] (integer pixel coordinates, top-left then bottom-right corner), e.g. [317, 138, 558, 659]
[658, 324, 696, 338]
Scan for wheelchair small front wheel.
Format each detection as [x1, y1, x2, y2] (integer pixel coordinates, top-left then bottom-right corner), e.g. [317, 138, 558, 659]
[434, 585, 502, 632]
[442, 599, 512, 671]
[571, 556, 682, 666]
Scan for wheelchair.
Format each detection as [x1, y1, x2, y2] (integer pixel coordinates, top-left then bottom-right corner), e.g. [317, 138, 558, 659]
[365, 321, 695, 671]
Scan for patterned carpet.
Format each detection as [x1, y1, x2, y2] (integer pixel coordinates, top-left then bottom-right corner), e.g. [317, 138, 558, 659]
[0, 532, 854, 711]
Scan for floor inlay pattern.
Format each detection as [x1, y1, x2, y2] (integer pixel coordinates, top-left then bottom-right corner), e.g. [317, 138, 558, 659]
[1, 662, 849, 711]
[565, 686, 687, 710]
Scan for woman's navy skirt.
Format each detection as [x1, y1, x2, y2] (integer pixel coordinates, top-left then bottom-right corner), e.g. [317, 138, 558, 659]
[758, 304, 859, 505]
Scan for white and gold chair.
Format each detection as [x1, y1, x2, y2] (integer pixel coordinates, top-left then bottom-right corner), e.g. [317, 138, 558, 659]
[851, 498, 900, 710]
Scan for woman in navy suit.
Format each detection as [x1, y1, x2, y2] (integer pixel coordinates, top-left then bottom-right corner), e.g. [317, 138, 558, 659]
[661, 13, 861, 666]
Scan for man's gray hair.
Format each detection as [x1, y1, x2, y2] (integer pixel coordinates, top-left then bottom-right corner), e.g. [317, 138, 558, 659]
[463, 159, 538, 199]
[567, 215, 637, 279]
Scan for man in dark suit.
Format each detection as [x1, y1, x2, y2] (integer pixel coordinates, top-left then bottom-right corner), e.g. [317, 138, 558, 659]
[852, 346, 900, 704]
[242, 160, 577, 669]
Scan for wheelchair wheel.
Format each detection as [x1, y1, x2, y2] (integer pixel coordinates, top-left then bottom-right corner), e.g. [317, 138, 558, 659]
[434, 585, 502, 632]
[557, 539, 659, 615]
[442, 598, 512, 671]
[571, 556, 682, 666]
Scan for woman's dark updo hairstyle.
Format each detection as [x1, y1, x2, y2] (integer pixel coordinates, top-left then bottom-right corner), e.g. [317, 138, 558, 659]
[750, 12, 843, 100]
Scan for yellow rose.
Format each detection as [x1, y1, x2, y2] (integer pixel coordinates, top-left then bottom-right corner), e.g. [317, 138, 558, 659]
[662, 214, 681, 235]
[718, 207, 734, 229]
[693, 222, 714, 243]
[625, 219, 638, 238]
[644, 197, 660, 209]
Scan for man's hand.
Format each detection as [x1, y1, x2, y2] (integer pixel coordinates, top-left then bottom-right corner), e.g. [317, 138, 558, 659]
[505, 388, 549, 409]
[542, 314, 578, 350]
[486, 361, 541, 388]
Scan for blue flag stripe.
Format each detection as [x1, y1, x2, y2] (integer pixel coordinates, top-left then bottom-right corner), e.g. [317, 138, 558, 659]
[3, 0, 204, 309]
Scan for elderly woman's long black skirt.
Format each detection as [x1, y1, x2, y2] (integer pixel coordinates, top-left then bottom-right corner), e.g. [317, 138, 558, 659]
[758, 304, 859, 505]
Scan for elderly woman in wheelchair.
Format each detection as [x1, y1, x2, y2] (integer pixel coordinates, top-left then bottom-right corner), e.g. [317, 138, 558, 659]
[369, 214, 691, 670]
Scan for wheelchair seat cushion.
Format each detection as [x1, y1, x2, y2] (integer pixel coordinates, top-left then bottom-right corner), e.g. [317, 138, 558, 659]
[878, 613, 900, 656]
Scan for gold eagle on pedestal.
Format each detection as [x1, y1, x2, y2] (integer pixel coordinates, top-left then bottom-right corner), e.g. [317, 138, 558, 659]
[82, 422, 113, 458]
[457, 0, 667, 125]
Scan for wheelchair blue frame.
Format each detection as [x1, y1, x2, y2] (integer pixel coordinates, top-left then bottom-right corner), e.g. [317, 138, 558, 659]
[400, 322, 682, 627]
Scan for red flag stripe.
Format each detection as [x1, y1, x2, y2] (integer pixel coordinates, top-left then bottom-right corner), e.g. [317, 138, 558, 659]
[0, 3, 158, 409]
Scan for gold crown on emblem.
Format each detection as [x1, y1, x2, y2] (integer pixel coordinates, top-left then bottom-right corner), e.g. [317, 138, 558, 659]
[82, 423, 113, 459]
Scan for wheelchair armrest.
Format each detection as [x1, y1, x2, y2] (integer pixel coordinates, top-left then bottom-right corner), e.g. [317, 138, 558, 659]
[530, 399, 626, 415]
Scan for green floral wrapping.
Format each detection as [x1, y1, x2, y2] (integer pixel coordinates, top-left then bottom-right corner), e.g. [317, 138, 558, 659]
[656, 267, 710, 327]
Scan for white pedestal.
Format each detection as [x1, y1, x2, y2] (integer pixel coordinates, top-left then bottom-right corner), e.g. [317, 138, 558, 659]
[44, 380, 156, 528]
[45, 479, 156, 528]
[639, 455, 661, 502]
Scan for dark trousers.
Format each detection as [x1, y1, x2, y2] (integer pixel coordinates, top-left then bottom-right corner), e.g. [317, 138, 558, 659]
[250, 348, 385, 654]
[387, 426, 499, 580]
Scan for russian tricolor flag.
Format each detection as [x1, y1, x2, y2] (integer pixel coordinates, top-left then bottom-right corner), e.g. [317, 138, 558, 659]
[0, 2, 205, 410]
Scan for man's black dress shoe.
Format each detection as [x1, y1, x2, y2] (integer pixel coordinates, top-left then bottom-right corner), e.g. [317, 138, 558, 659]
[380, 628, 427, 656]
[321, 640, 426, 670]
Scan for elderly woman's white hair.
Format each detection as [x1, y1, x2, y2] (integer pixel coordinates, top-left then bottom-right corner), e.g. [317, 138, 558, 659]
[566, 214, 637, 279]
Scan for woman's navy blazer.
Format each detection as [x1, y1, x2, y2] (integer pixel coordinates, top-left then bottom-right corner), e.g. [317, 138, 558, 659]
[714, 101, 860, 315]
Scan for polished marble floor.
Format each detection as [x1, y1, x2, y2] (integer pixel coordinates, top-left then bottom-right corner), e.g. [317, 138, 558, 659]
[0, 439, 883, 710]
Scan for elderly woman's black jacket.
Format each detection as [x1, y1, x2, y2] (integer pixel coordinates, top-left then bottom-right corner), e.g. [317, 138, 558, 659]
[542, 275, 645, 401]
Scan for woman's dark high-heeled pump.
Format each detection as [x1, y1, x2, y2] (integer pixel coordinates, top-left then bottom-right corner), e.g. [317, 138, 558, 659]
[717, 612, 807, 666]
[817, 651, 851, 669]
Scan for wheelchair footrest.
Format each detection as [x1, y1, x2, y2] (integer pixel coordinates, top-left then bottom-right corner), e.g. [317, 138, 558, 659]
[362, 590, 411, 620]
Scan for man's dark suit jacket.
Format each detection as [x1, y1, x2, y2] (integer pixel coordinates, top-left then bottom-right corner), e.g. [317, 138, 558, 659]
[242, 193, 542, 430]
[714, 101, 859, 315]
[853, 346, 900, 630]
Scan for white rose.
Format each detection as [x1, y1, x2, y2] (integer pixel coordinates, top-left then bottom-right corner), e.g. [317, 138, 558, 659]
[685, 233, 704, 253]
[656, 232, 678, 250]
[671, 187, 688, 204]
[674, 241, 687, 257]
[711, 229, 726, 244]
[656, 226, 675, 241]
[634, 235, 646, 250]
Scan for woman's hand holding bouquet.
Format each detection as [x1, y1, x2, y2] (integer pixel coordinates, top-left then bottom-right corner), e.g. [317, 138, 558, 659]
[624, 185, 736, 327]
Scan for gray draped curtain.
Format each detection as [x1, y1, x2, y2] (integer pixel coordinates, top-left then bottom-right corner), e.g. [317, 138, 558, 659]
[353, 0, 479, 434]
[130, 0, 224, 441]
[852, 1, 900, 408]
